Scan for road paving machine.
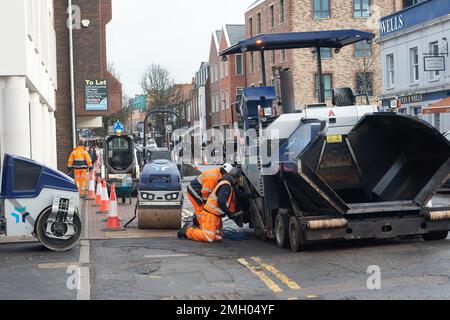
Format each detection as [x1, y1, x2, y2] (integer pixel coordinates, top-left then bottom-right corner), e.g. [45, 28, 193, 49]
[220, 29, 450, 251]
[0, 155, 81, 251]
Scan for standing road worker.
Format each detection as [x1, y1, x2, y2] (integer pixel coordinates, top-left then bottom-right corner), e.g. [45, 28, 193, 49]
[179, 168, 255, 242]
[67, 141, 93, 198]
[187, 163, 234, 226]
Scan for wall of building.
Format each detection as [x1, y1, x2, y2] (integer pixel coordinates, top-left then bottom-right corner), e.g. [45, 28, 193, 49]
[54, 0, 123, 171]
[0, 0, 58, 168]
[245, 0, 399, 108]
[209, 32, 222, 129]
[379, 0, 450, 133]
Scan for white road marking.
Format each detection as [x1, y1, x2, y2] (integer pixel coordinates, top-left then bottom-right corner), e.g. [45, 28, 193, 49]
[77, 240, 90, 300]
[144, 254, 190, 259]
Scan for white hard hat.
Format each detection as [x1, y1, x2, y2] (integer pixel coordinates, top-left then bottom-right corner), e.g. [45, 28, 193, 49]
[221, 163, 234, 174]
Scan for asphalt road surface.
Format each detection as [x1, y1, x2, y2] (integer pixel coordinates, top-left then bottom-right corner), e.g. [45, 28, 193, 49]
[1, 195, 450, 300]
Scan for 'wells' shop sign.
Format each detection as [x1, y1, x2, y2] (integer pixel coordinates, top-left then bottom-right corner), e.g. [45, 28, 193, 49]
[380, 0, 450, 38]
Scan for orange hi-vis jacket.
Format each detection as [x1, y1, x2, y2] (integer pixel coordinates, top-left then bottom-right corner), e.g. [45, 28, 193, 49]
[188, 167, 223, 204]
[204, 180, 237, 217]
[68, 146, 93, 169]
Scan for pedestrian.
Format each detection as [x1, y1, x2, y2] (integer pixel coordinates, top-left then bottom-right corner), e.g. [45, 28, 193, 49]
[67, 141, 93, 198]
[179, 168, 255, 243]
[187, 163, 234, 227]
[89, 145, 98, 165]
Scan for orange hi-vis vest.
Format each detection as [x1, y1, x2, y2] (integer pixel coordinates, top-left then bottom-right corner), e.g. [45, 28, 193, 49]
[68, 146, 93, 169]
[188, 167, 223, 202]
[204, 180, 236, 217]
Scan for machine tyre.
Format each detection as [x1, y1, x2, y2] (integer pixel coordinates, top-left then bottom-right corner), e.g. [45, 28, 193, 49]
[422, 231, 449, 242]
[35, 208, 82, 252]
[275, 212, 290, 249]
[289, 216, 305, 252]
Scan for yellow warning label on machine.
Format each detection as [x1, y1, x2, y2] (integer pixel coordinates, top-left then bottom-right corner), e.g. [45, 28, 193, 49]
[326, 135, 343, 144]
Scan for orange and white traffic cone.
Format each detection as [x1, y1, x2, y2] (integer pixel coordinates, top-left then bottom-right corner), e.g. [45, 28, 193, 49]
[94, 177, 102, 207]
[87, 172, 96, 200]
[97, 180, 110, 214]
[102, 184, 125, 231]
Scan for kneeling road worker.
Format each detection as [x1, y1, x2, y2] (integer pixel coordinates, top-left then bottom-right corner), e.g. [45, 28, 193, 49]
[187, 163, 234, 226]
[179, 168, 255, 242]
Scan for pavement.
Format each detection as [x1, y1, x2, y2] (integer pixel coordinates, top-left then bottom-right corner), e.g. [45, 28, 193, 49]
[1, 166, 450, 300]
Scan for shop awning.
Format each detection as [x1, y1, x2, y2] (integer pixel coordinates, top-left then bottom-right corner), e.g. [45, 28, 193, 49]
[422, 97, 450, 115]
[219, 29, 375, 56]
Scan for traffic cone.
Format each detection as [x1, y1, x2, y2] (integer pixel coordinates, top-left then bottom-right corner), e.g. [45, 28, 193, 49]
[94, 177, 102, 207]
[97, 180, 110, 214]
[87, 172, 96, 200]
[102, 184, 125, 231]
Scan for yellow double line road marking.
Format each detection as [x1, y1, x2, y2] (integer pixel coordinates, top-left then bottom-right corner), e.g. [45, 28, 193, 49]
[237, 258, 283, 293]
[251, 257, 301, 290]
[237, 257, 302, 293]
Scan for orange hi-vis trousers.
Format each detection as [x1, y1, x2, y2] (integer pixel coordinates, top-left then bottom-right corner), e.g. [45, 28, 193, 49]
[186, 210, 223, 243]
[187, 193, 206, 226]
[74, 169, 88, 197]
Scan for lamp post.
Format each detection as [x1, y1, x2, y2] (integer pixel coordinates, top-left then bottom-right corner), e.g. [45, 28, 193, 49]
[68, 0, 77, 148]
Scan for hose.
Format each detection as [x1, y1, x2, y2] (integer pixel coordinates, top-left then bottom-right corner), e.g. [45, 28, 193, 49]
[222, 227, 247, 241]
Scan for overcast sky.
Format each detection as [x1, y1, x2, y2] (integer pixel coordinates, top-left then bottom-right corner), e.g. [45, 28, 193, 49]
[107, 0, 254, 97]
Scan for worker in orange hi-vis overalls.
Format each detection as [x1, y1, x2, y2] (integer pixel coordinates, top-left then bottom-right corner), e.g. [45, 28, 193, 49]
[186, 163, 234, 227]
[67, 141, 93, 198]
[180, 168, 255, 243]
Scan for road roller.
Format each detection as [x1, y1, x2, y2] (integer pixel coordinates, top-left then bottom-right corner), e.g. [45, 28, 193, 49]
[219, 29, 450, 251]
[137, 159, 183, 229]
[0, 154, 82, 251]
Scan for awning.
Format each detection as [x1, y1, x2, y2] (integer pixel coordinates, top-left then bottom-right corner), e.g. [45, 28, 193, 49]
[422, 97, 450, 115]
[219, 29, 375, 56]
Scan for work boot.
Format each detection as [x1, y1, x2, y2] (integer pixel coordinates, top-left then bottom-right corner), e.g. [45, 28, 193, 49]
[177, 224, 190, 239]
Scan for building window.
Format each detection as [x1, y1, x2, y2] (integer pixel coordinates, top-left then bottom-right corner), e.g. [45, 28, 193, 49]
[429, 41, 440, 80]
[409, 47, 419, 84]
[236, 54, 243, 75]
[216, 93, 220, 112]
[356, 72, 374, 96]
[321, 48, 332, 59]
[280, 0, 285, 23]
[315, 74, 333, 99]
[257, 13, 262, 34]
[404, 0, 424, 8]
[355, 41, 372, 57]
[413, 106, 422, 116]
[226, 89, 230, 109]
[271, 51, 276, 65]
[225, 60, 229, 77]
[250, 52, 255, 73]
[280, 49, 286, 62]
[354, 0, 370, 18]
[215, 63, 219, 82]
[270, 5, 275, 29]
[236, 88, 243, 103]
[249, 17, 253, 37]
[221, 91, 226, 110]
[386, 54, 395, 88]
[314, 0, 330, 19]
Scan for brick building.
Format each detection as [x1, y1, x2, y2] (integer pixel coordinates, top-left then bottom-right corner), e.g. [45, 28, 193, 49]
[54, 0, 122, 171]
[245, 0, 406, 108]
[208, 25, 246, 132]
[188, 62, 210, 142]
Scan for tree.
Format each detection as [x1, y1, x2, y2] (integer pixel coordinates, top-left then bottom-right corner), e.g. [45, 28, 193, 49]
[140, 64, 174, 108]
[355, 44, 376, 98]
[108, 62, 121, 81]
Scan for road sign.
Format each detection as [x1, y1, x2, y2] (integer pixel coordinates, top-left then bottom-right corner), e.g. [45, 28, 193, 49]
[114, 121, 125, 135]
